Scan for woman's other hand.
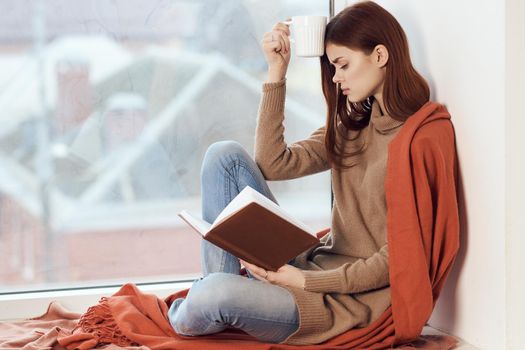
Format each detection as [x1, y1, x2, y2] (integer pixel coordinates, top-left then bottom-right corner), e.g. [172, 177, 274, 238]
[240, 259, 306, 289]
[261, 20, 292, 82]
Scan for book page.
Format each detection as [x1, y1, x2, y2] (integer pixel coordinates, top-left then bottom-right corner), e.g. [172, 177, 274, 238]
[213, 186, 255, 225]
[178, 210, 212, 236]
[212, 186, 315, 235]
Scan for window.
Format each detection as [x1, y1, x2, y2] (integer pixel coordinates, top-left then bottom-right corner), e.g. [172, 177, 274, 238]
[0, 0, 331, 294]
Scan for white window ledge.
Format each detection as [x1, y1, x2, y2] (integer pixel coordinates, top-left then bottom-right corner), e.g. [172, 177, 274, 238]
[0, 282, 480, 350]
[0, 280, 194, 321]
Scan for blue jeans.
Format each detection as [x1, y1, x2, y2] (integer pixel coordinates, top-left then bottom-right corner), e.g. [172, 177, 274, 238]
[168, 141, 300, 343]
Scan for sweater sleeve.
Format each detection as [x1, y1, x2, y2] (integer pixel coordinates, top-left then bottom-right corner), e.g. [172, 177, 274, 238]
[254, 79, 330, 180]
[301, 244, 389, 294]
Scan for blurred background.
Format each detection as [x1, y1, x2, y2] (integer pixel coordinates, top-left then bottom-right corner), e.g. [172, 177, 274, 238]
[0, 0, 333, 292]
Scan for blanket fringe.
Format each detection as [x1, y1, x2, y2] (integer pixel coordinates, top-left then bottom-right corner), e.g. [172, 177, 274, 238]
[75, 297, 139, 347]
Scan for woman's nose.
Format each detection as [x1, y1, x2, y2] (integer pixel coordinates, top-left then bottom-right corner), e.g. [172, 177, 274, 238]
[332, 71, 342, 84]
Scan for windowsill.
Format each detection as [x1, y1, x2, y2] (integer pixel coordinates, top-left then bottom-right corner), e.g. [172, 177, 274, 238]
[0, 283, 481, 350]
[0, 279, 195, 321]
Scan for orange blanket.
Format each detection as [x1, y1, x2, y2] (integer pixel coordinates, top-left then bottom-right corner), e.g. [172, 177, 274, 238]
[0, 291, 457, 350]
[385, 102, 460, 343]
[0, 102, 460, 350]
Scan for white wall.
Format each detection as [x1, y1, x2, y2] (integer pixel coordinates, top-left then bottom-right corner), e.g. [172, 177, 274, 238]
[350, 1, 512, 349]
[505, 0, 525, 349]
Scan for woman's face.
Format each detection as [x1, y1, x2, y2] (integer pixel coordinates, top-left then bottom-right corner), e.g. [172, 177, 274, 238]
[326, 43, 387, 103]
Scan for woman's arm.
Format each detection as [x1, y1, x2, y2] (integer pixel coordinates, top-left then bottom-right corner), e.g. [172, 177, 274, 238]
[301, 244, 389, 294]
[256, 20, 330, 180]
[241, 245, 389, 293]
[254, 80, 330, 180]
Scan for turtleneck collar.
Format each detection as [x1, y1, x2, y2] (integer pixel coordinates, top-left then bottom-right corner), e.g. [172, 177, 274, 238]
[370, 99, 405, 134]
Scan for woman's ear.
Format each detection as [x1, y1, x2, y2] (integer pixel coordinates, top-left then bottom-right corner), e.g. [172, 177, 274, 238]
[373, 44, 389, 68]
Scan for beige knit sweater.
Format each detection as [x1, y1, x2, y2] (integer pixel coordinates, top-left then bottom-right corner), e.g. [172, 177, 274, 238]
[254, 79, 405, 345]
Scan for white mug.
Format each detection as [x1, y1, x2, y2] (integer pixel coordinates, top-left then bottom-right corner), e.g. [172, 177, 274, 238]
[284, 16, 327, 57]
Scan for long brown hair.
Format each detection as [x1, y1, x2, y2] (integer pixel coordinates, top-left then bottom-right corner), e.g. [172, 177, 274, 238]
[321, 1, 430, 168]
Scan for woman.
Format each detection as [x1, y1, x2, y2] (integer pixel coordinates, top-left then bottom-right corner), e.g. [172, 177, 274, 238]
[168, 1, 458, 346]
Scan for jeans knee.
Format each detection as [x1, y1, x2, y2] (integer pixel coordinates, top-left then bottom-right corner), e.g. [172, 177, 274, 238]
[201, 141, 249, 177]
[171, 314, 198, 336]
[168, 299, 190, 335]
[170, 274, 239, 336]
[185, 273, 240, 315]
[169, 291, 215, 336]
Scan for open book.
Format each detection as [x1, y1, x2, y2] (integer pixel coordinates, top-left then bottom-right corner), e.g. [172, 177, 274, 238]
[178, 186, 323, 271]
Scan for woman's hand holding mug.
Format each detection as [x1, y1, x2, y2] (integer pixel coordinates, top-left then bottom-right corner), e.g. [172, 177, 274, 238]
[262, 16, 327, 83]
[262, 20, 292, 83]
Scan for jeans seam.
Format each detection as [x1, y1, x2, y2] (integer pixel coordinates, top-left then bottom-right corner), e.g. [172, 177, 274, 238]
[177, 319, 224, 336]
[220, 158, 247, 272]
[227, 313, 299, 326]
[223, 158, 263, 201]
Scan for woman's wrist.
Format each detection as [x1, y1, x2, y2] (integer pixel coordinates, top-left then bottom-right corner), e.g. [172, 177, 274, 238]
[266, 67, 287, 83]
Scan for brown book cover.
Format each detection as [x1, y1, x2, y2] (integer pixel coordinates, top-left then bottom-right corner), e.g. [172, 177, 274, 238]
[178, 186, 322, 271]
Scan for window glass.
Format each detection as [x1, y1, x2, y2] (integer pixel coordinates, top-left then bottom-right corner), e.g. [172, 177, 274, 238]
[0, 0, 330, 292]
